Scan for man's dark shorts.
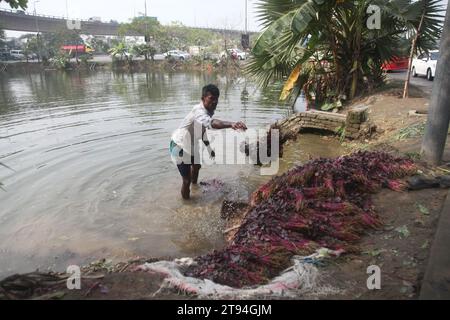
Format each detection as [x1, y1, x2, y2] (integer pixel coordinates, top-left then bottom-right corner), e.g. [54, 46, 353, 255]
[169, 141, 201, 177]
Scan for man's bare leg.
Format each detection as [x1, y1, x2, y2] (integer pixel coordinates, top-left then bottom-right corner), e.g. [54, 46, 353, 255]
[181, 174, 191, 199]
[191, 164, 201, 184]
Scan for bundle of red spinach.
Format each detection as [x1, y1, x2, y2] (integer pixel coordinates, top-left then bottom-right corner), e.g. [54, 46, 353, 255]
[185, 151, 416, 288]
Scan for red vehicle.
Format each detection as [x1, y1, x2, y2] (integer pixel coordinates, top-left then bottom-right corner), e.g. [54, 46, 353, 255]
[60, 45, 94, 57]
[382, 56, 409, 72]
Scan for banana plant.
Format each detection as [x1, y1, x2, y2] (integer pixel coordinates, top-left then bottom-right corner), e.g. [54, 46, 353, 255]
[108, 41, 129, 62]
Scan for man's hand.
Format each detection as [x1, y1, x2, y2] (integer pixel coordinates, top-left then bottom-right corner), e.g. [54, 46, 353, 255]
[232, 121, 247, 131]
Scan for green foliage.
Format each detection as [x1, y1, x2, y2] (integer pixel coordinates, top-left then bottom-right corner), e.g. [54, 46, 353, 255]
[19, 34, 41, 61]
[39, 31, 83, 60]
[395, 122, 426, 140]
[0, 0, 28, 9]
[119, 16, 161, 39]
[402, 0, 444, 54]
[108, 41, 133, 65]
[246, 0, 445, 106]
[51, 51, 71, 69]
[88, 37, 110, 54]
[132, 43, 157, 60]
[417, 203, 430, 215]
[336, 124, 347, 143]
[108, 41, 127, 59]
[118, 18, 224, 54]
[321, 100, 342, 112]
[405, 151, 421, 160]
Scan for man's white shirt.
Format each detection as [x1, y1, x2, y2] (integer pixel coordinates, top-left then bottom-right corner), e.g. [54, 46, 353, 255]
[171, 102, 213, 155]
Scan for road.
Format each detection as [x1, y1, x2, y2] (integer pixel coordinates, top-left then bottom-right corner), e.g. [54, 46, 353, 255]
[386, 70, 434, 96]
[90, 54, 166, 62]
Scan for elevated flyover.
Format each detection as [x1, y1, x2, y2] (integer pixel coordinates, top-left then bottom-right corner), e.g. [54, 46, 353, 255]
[0, 9, 252, 37]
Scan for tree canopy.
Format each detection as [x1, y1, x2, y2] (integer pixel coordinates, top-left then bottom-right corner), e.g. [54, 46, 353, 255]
[0, 0, 28, 10]
[246, 0, 444, 107]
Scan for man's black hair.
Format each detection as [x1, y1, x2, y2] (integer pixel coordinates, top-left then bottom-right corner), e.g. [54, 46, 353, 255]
[202, 84, 220, 98]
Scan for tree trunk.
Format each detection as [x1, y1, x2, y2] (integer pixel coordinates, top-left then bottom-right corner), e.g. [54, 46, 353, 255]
[403, 3, 426, 99]
[421, 3, 450, 164]
[350, 10, 363, 100]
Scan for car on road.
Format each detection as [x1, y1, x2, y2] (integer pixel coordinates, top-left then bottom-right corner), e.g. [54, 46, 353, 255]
[233, 49, 249, 60]
[411, 50, 439, 81]
[164, 50, 190, 60]
[220, 48, 248, 60]
[10, 50, 26, 60]
[26, 53, 38, 60]
[382, 56, 409, 72]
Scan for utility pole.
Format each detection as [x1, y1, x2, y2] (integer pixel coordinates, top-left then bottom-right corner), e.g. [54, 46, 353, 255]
[144, 0, 149, 43]
[421, 3, 450, 164]
[242, 0, 250, 50]
[245, 0, 248, 35]
[33, 0, 41, 62]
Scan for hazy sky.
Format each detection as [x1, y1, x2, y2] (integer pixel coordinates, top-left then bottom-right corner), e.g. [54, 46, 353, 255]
[0, 0, 262, 32]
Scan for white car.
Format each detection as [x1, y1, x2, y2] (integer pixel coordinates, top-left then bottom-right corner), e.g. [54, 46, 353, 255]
[234, 49, 249, 60]
[164, 50, 190, 60]
[411, 50, 439, 81]
[220, 48, 248, 60]
[10, 50, 26, 60]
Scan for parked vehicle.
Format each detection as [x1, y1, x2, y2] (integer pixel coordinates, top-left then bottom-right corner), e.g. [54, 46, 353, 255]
[60, 45, 94, 57]
[411, 50, 439, 81]
[233, 49, 249, 60]
[220, 48, 248, 60]
[26, 53, 38, 60]
[164, 50, 190, 60]
[382, 56, 409, 72]
[10, 50, 26, 60]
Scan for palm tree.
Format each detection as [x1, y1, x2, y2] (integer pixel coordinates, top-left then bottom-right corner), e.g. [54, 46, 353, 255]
[402, 0, 444, 98]
[108, 42, 129, 62]
[246, 0, 443, 108]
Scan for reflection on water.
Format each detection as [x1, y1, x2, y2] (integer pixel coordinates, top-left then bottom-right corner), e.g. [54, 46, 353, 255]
[0, 70, 338, 278]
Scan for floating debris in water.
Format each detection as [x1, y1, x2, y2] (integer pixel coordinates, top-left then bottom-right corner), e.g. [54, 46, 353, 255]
[199, 179, 225, 193]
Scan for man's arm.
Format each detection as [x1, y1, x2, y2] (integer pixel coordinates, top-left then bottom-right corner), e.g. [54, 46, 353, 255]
[211, 119, 247, 131]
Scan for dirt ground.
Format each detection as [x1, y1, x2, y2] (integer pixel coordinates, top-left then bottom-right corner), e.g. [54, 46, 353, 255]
[2, 82, 449, 300]
[316, 81, 450, 299]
